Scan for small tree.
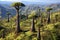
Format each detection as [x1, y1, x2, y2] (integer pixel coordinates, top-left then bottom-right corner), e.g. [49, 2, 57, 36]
[38, 8, 44, 24]
[11, 2, 25, 33]
[25, 7, 29, 19]
[55, 15, 58, 22]
[46, 8, 52, 24]
[28, 11, 37, 32]
[37, 22, 43, 40]
[38, 8, 41, 17]
[37, 23, 41, 40]
[6, 12, 11, 22]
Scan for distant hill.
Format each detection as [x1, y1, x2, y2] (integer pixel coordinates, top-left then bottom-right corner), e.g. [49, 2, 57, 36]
[0, 1, 60, 18]
[0, 4, 16, 18]
[43, 3, 60, 12]
[0, 4, 7, 18]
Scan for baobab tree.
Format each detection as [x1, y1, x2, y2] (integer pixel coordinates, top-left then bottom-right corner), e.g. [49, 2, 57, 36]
[24, 6, 29, 19]
[28, 11, 37, 32]
[55, 15, 58, 22]
[37, 6, 41, 17]
[6, 12, 11, 22]
[37, 22, 43, 40]
[46, 8, 52, 24]
[37, 27, 41, 40]
[11, 2, 25, 33]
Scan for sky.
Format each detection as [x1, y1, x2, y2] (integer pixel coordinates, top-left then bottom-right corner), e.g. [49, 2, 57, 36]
[0, 0, 60, 3]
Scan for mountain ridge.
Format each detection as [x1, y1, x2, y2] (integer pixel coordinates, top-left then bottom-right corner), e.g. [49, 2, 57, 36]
[0, 1, 60, 18]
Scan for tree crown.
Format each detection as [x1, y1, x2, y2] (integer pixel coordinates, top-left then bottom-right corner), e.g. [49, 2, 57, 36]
[46, 8, 52, 12]
[28, 11, 36, 18]
[11, 2, 25, 10]
[7, 12, 11, 15]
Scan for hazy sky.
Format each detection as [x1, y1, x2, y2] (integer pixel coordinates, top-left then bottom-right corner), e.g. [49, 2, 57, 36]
[0, 0, 60, 3]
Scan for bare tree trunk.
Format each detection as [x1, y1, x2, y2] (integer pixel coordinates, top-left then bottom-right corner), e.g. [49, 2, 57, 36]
[7, 15, 9, 22]
[27, 14, 28, 19]
[55, 15, 58, 22]
[37, 27, 41, 40]
[47, 11, 50, 24]
[31, 17, 36, 32]
[16, 10, 20, 33]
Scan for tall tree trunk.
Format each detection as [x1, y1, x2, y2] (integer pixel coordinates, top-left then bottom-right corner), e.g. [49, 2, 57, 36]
[37, 27, 41, 40]
[55, 15, 58, 22]
[7, 15, 9, 22]
[16, 10, 20, 33]
[47, 11, 50, 24]
[26, 14, 28, 19]
[31, 17, 35, 32]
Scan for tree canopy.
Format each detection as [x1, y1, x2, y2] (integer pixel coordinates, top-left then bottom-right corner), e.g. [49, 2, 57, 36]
[11, 2, 25, 10]
[46, 8, 52, 12]
[28, 11, 36, 18]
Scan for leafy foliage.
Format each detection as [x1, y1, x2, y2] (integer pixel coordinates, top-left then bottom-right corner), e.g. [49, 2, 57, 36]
[0, 3, 60, 40]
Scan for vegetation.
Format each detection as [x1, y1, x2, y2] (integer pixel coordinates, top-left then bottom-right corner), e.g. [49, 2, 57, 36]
[0, 2, 60, 40]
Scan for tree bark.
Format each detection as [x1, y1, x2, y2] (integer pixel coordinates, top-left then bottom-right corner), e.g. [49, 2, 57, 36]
[7, 15, 9, 22]
[47, 11, 50, 24]
[16, 10, 20, 33]
[37, 27, 41, 40]
[31, 17, 36, 32]
[26, 14, 28, 19]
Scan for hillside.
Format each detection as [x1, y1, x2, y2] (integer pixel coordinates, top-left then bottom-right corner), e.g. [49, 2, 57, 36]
[0, 10, 60, 40]
[0, 1, 60, 40]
